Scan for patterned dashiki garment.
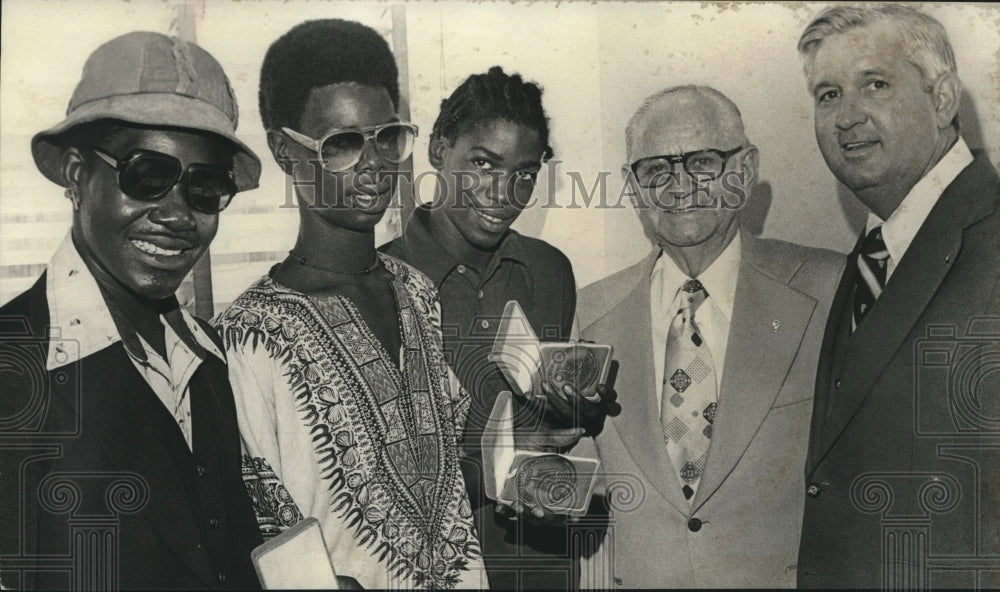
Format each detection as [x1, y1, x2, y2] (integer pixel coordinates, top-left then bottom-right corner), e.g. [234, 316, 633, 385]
[215, 254, 487, 589]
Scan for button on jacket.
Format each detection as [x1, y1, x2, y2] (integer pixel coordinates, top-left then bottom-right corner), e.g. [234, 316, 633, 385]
[573, 231, 844, 588]
[0, 236, 262, 590]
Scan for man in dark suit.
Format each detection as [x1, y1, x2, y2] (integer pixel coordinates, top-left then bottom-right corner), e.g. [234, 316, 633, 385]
[0, 32, 263, 589]
[796, 5, 1000, 588]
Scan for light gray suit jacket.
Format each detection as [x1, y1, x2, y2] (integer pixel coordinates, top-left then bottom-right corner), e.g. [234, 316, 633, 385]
[574, 231, 844, 588]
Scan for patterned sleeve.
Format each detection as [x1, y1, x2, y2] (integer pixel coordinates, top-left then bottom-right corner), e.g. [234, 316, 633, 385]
[447, 365, 471, 443]
[391, 258, 471, 446]
[424, 288, 471, 444]
[215, 307, 305, 539]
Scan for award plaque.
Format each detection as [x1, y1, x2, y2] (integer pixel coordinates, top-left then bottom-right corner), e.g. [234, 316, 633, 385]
[251, 517, 338, 589]
[489, 300, 613, 402]
[482, 391, 600, 516]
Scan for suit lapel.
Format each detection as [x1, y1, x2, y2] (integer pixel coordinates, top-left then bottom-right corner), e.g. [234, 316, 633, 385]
[597, 251, 691, 515]
[61, 345, 215, 585]
[813, 155, 998, 461]
[693, 235, 817, 509]
[805, 239, 858, 475]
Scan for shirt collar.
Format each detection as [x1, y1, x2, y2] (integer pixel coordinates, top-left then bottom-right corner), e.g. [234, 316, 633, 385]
[399, 205, 529, 285]
[45, 231, 224, 369]
[865, 137, 973, 264]
[651, 229, 741, 323]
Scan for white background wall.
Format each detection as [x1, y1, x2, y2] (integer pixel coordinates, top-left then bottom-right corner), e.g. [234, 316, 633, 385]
[3, 1, 998, 306]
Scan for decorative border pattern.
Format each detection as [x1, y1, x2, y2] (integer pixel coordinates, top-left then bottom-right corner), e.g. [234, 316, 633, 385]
[241, 454, 304, 539]
[220, 255, 480, 588]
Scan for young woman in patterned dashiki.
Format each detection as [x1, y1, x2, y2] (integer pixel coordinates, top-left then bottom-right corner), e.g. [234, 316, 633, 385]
[214, 20, 486, 589]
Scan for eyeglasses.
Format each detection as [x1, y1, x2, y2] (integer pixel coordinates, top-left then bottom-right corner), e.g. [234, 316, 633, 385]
[630, 146, 745, 188]
[281, 122, 419, 172]
[90, 147, 237, 214]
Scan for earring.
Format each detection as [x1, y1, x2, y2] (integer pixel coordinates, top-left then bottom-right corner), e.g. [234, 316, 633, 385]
[65, 187, 80, 210]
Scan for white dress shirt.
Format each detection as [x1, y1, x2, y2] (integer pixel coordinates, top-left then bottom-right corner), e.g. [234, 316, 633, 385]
[45, 232, 224, 450]
[865, 138, 974, 282]
[650, 231, 741, 410]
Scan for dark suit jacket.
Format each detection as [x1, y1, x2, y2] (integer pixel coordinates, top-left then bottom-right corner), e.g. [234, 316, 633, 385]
[799, 153, 1000, 588]
[0, 274, 262, 590]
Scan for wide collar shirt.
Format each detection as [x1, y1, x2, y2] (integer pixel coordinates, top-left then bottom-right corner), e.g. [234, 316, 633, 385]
[865, 137, 973, 282]
[45, 231, 224, 450]
[650, 231, 741, 409]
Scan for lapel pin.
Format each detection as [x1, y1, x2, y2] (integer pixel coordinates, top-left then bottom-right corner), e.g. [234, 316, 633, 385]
[771, 319, 781, 333]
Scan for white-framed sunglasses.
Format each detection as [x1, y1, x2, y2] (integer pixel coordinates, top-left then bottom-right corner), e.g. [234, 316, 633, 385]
[281, 122, 419, 172]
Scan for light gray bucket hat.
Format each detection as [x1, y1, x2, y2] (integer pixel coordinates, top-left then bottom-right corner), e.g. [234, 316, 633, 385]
[32, 31, 261, 192]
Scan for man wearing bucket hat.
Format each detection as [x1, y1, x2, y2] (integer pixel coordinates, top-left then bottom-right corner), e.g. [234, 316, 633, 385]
[0, 32, 262, 589]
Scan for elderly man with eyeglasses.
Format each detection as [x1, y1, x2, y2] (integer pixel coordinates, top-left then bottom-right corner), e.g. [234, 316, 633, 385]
[0, 32, 263, 589]
[571, 85, 844, 588]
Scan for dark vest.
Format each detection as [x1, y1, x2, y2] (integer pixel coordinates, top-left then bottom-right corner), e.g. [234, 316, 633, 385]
[0, 274, 262, 590]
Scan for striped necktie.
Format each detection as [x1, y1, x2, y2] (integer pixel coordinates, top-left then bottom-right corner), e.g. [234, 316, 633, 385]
[853, 226, 890, 329]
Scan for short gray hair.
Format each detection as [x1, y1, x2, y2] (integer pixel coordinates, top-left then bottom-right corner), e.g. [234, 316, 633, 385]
[624, 85, 745, 163]
[798, 4, 957, 89]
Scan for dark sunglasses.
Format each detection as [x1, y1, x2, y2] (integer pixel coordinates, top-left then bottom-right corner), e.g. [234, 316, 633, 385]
[90, 146, 238, 214]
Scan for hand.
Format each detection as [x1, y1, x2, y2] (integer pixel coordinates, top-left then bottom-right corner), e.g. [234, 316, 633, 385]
[495, 498, 568, 527]
[511, 418, 587, 454]
[536, 381, 621, 438]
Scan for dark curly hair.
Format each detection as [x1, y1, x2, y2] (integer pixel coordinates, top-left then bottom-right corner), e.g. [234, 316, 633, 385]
[431, 66, 551, 158]
[259, 19, 400, 131]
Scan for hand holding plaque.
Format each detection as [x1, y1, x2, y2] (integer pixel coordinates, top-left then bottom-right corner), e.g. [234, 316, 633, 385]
[481, 391, 601, 518]
[537, 380, 621, 439]
[541, 341, 608, 402]
[489, 300, 615, 400]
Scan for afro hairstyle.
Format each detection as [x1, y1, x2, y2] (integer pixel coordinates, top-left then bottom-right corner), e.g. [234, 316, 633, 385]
[259, 19, 400, 132]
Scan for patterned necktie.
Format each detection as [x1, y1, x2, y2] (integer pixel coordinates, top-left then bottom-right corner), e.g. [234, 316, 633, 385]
[853, 226, 890, 329]
[660, 279, 718, 501]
